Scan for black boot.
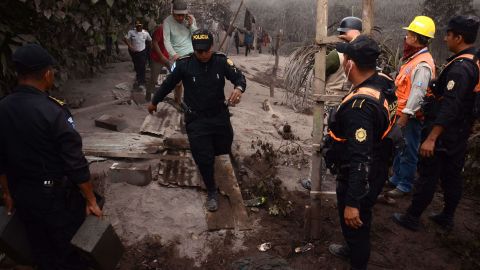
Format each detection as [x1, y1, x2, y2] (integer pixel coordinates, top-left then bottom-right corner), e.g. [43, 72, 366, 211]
[392, 212, 420, 231]
[206, 191, 218, 212]
[328, 243, 350, 261]
[429, 212, 454, 232]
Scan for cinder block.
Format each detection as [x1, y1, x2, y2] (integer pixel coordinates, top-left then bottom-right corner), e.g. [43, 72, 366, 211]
[0, 207, 33, 265]
[109, 162, 152, 186]
[94, 114, 126, 131]
[71, 216, 124, 270]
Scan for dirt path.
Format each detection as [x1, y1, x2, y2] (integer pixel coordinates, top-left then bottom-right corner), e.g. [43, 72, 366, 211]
[54, 49, 480, 270]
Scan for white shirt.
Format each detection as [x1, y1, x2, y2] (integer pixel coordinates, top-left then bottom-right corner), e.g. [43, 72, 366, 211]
[125, 29, 152, 52]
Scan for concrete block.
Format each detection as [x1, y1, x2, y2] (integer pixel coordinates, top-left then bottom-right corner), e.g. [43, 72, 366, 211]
[109, 162, 152, 186]
[164, 133, 190, 150]
[94, 114, 126, 131]
[71, 216, 124, 270]
[0, 207, 33, 264]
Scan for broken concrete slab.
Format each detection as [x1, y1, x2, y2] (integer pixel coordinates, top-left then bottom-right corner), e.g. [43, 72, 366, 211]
[0, 207, 32, 265]
[164, 133, 190, 150]
[71, 216, 124, 270]
[94, 114, 127, 131]
[110, 162, 152, 186]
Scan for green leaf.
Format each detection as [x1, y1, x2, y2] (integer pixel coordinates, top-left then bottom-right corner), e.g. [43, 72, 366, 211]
[106, 0, 115, 8]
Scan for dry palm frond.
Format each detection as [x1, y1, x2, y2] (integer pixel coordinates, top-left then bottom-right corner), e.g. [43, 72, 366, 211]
[283, 44, 318, 112]
[283, 38, 400, 112]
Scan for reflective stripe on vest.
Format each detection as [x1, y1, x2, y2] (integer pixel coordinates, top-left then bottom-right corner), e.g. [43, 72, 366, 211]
[394, 49, 436, 117]
[443, 53, 480, 93]
[329, 87, 395, 142]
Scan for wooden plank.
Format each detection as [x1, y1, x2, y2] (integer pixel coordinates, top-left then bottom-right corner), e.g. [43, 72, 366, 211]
[80, 132, 163, 159]
[140, 103, 182, 137]
[206, 195, 235, 231]
[214, 155, 251, 231]
[315, 35, 340, 45]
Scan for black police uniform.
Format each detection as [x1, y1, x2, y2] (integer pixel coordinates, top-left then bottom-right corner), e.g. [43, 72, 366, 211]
[328, 74, 395, 270]
[406, 46, 479, 220]
[0, 46, 89, 270]
[152, 52, 246, 193]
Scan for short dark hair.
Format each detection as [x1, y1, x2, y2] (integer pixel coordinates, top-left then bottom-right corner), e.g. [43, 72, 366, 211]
[413, 32, 431, 46]
[345, 54, 376, 72]
[449, 29, 477, 44]
[17, 66, 50, 81]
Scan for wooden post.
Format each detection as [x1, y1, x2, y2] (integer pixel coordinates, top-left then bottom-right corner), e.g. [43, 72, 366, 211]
[308, 0, 328, 240]
[306, 0, 375, 240]
[218, 0, 244, 51]
[270, 30, 282, 97]
[362, 0, 374, 34]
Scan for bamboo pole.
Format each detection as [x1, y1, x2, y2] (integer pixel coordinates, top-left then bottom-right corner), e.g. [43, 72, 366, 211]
[218, 0, 244, 51]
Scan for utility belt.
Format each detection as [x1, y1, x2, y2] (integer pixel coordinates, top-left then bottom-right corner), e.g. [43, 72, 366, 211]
[11, 175, 71, 189]
[182, 102, 228, 122]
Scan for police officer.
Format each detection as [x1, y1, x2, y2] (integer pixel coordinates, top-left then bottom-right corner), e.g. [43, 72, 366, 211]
[326, 35, 397, 270]
[393, 15, 480, 232]
[301, 16, 363, 191]
[148, 29, 246, 212]
[0, 44, 102, 269]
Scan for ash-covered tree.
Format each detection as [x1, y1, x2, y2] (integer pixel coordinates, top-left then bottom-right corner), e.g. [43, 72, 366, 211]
[422, 0, 477, 62]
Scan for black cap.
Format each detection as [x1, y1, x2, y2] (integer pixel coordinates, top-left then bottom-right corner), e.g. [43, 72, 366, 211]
[192, 29, 213, 51]
[12, 43, 56, 75]
[447, 15, 480, 35]
[173, 0, 188, 14]
[337, 16, 363, 33]
[336, 35, 380, 68]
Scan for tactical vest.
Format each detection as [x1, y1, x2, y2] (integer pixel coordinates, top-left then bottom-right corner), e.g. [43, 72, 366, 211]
[394, 49, 436, 118]
[328, 86, 397, 142]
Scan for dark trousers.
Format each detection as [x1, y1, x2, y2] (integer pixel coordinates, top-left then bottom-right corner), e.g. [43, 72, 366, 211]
[336, 158, 386, 270]
[130, 49, 147, 85]
[14, 185, 87, 270]
[186, 110, 233, 193]
[407, 139, 467, 218]
[245, 45, 251, 56]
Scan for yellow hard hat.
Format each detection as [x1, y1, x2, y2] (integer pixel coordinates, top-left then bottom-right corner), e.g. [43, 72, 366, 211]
[403, 16, 435, 38]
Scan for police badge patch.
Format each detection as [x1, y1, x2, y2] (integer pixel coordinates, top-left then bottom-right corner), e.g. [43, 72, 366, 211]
[227, 58, 234, 66]
[447, 80, 455, 91]
[355, 128, 367, 143]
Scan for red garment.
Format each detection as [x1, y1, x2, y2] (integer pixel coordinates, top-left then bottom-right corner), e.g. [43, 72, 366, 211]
[150, 25, 169, 62]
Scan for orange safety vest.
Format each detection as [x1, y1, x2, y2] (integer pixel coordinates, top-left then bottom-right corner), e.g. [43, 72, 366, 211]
[328, 87, 396, 142]
[441, 53, 480, 93]
[394, 49, 436, 117]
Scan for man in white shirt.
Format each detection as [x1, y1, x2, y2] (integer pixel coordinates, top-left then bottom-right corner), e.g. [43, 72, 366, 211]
[163, 0, 198, 106]
[124, 20, 152, 90]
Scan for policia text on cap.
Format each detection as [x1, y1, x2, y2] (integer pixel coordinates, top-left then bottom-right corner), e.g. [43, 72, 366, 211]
[148, 30, 246, 212]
